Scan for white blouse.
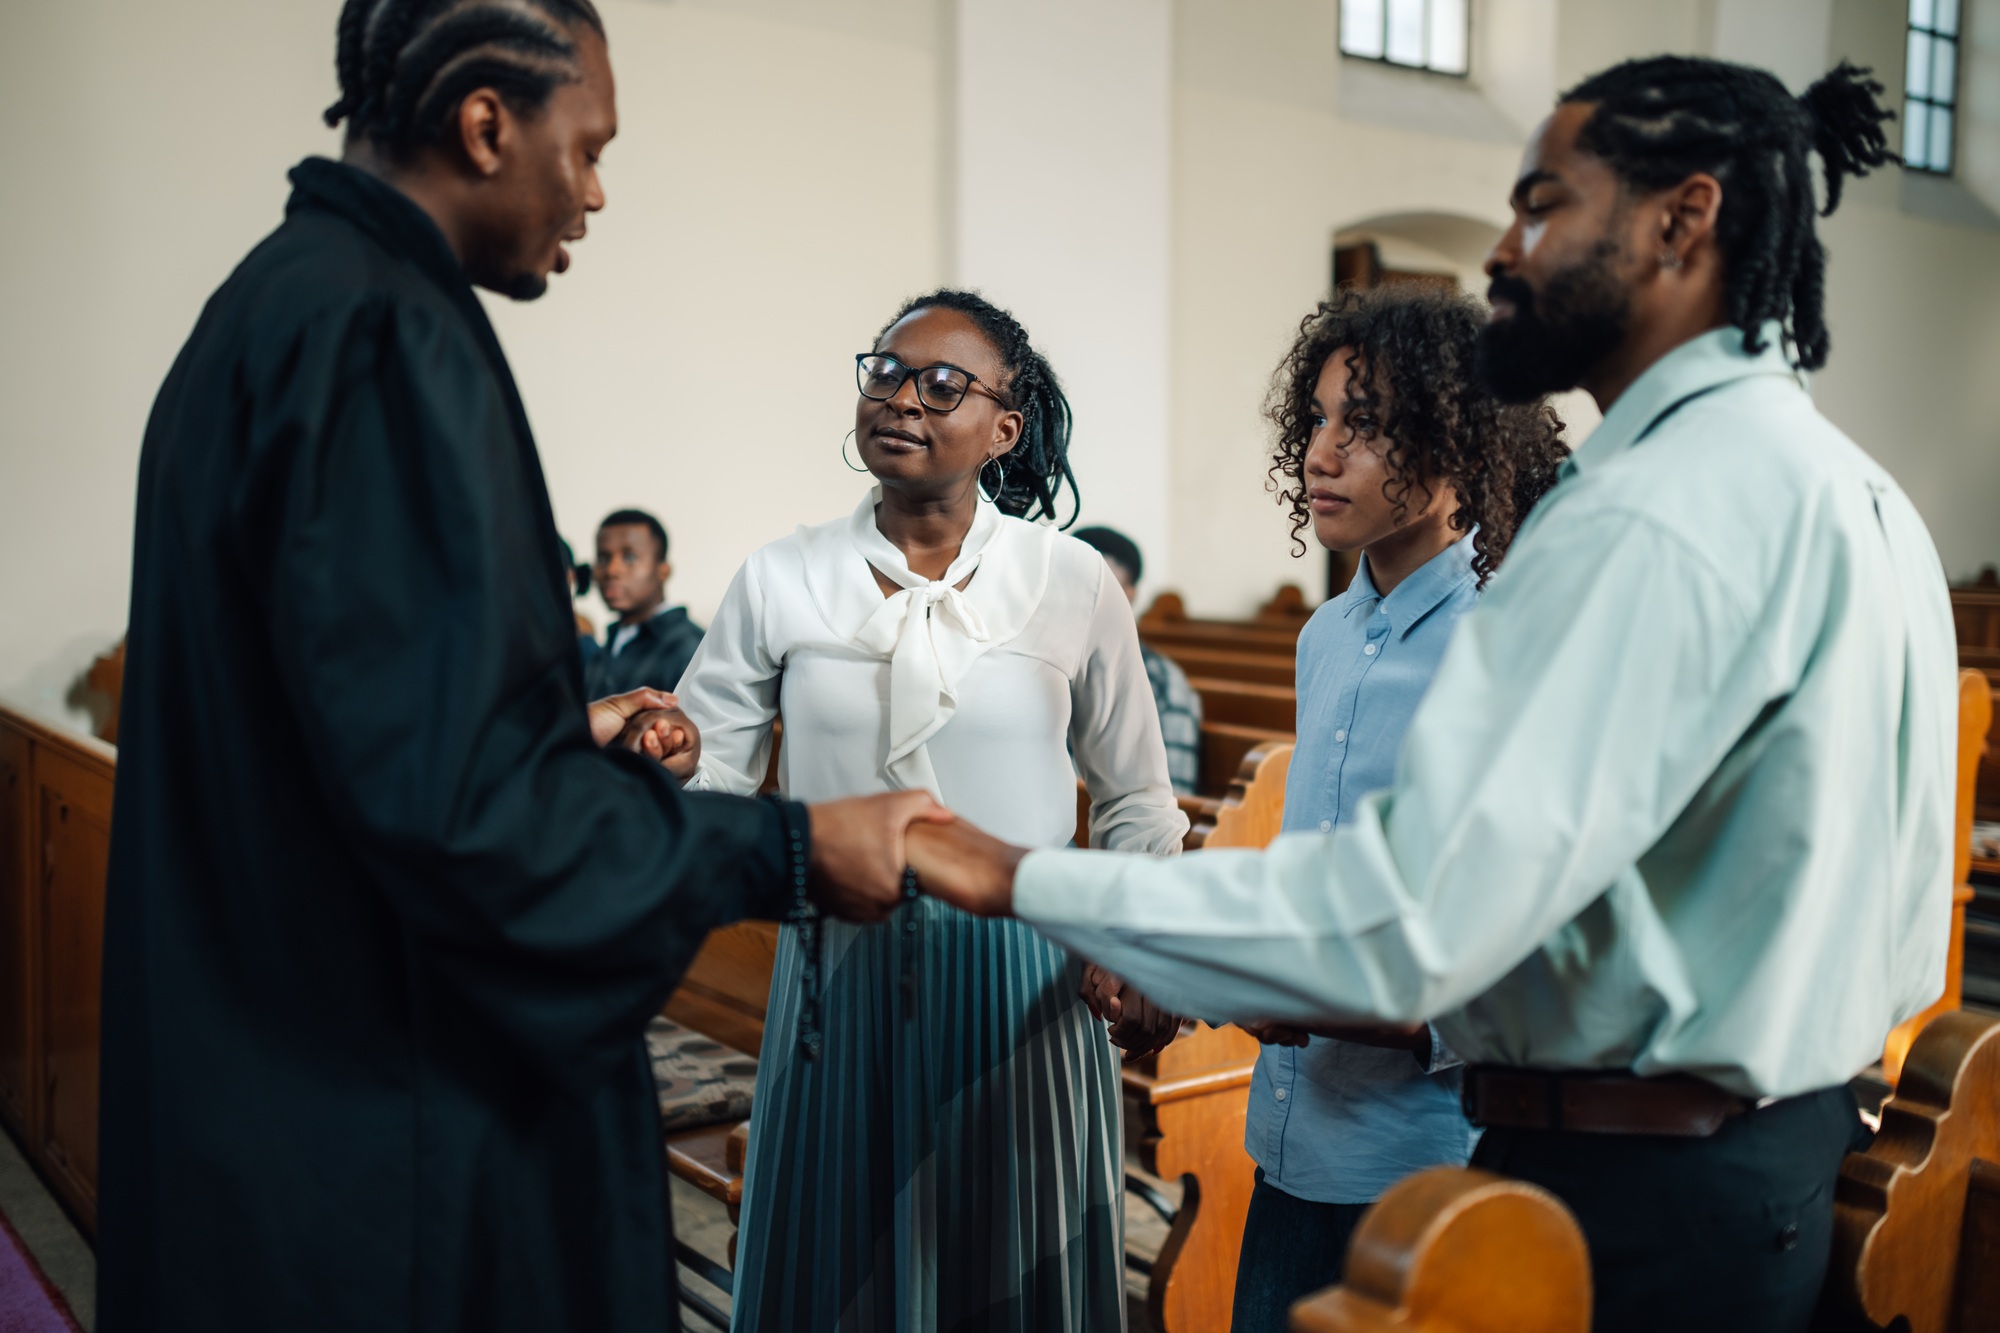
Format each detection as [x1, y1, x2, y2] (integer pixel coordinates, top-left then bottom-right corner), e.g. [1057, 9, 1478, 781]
[677, 489, 1187, 855]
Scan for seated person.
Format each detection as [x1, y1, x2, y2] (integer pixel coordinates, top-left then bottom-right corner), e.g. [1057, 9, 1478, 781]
[1074, 525, 1201, 795]
[560, 537, 600, 669]
[1227, 286, 1567, 1332]
[586, 508, 704, 697]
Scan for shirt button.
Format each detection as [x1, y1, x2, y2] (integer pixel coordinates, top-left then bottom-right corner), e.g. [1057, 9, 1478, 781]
[1378, 604, 1389, 614]
[1334, 729, 1346, 743]
[1318, 819, 1332, 832]
[1274, 1088, 1288, 1101]
[1363, 643, 1377, 656]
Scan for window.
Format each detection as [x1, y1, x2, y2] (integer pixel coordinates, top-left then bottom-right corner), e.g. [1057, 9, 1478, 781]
[1904, 0, 1961, 174]
[1340, 0, 1470, 77]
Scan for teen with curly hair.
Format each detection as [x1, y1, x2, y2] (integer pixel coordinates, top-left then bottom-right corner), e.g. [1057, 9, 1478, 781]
[1230, 285, 1566, 1331]
[672, 290, 1185, 1331]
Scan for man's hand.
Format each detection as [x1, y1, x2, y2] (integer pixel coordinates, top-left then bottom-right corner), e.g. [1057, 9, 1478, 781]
[1081, 963, 1182, 1062]
[806, 793, 955, 924]
[617, 705, 701, 782]
[906, 819, 1026, 918]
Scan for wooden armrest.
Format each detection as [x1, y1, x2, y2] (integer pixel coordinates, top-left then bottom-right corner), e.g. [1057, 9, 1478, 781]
[666, 1121, 746, 1214]
[1289, 1167, 1590, 1333]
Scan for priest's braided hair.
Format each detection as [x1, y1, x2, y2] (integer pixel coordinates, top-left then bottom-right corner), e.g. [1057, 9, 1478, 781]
[1560, 57, 1897, 372]
[1267, 285, 1569, 587]
[323, 0, 604, 155]
[879, 289, 1082, 529]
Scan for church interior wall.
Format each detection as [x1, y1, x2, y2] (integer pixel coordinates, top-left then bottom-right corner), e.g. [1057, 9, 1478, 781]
[2, 0, 1996, 730]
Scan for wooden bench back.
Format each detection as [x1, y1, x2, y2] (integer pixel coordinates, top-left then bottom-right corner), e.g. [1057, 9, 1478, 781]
[1885, 669, 1993, 1083]
[1133, 743, 1290, 1333]
[1189, 677, 1296, 735]
[1149, 644, 1296, 688]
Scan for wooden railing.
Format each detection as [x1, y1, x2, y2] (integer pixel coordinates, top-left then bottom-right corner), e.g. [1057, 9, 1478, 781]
[0, 702, 114, 1235]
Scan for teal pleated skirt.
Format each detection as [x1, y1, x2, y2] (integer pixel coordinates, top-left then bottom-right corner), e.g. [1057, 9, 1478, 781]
[729, 895, 1127, 1332]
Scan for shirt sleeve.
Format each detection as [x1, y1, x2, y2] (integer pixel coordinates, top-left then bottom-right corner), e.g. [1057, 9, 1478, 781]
[1016, 507, 1770, 1026]
[675, 555, 781, 797]
[252, 299, 796, 1089]
[1069, 560, 1190, 855]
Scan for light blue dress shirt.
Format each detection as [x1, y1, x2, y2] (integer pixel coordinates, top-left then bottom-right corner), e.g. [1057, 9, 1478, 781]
[1014, 324, 1958, 1099]
[1247, 536, 1482, 1204]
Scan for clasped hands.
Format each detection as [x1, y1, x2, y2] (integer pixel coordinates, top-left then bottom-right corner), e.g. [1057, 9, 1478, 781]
[586, 689, 1022, 922]
[588, 689, 1183, 1055]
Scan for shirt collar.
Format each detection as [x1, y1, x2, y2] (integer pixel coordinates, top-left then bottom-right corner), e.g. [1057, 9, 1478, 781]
[608, 604, 681, 644]
[1347, 531, 1479, 639]
[1561, 322, 1803, 481]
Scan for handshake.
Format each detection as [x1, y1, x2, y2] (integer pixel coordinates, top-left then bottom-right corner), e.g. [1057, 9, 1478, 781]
[588, 687, 1022, 922]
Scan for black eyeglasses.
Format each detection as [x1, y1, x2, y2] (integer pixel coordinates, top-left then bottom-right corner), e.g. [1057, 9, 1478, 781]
[855, 353, 1009, 413]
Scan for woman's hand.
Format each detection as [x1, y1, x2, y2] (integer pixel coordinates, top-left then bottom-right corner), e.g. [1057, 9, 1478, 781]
[1080, 964, 1182, 1062]
[588, 689, 702, 782]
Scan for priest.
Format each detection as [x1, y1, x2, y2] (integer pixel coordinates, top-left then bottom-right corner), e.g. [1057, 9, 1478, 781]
[98, 4, 937, 1331]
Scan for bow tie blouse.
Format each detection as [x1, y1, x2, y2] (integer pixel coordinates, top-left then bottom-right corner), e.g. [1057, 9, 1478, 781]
[677, 489, 1187, 854]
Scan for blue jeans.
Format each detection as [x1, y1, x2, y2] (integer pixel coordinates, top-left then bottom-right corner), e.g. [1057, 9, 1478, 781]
[1229, 1169, 1371, 1333]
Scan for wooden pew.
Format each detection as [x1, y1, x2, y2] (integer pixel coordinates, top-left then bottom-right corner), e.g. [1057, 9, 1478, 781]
[0, 702, 114, 1236]
[1190, 677, 1296, 734]
[1885, 669, 1992, 1084]
[1141, 591, 1305, 660]
[1203, 721, 1294, 798]
[1289, 1009, 2000, 1333]
[1149, 644, 1296, 689]
[1125, 743, 1291, 1333]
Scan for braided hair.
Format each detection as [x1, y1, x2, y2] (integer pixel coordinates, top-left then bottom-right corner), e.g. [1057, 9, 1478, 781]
[878, 289, 1082, 529]
[324, 0, 603, 156]
[1561, 57, 1897, 371]
[1267, 285, 1569, 587]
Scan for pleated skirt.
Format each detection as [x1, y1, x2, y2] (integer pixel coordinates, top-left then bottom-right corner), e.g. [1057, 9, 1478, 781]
[730, 896, 1127, 1333]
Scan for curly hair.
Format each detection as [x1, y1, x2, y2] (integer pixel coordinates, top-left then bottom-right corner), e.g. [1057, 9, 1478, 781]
[1267, 285, 1568, 587]
[1561, 57, 1896, 371]
[878, 289, 1081, 528]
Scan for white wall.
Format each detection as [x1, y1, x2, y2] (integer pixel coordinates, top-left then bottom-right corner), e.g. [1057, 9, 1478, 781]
[953, 0, 1175, 600]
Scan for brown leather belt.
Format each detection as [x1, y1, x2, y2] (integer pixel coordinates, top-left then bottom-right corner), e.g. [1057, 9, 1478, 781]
[1462, 1067, 1757, 1137]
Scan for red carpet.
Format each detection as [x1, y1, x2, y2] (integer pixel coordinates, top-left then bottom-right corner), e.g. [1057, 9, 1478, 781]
[0, 1206, 81, 1333]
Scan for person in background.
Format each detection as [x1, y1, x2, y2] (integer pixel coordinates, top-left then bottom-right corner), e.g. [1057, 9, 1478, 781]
[1074, 525, 1202, 796]
[587, 507, 703, 696]
[1230, 286, 1567, 1332]
[560, 536, 601, 669]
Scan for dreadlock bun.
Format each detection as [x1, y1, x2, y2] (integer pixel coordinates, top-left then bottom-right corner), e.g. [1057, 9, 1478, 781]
[1799, 61, 1899, 215]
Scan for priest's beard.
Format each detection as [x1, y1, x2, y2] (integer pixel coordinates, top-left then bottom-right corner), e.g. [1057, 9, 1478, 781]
[1476, 238, 1631, 403]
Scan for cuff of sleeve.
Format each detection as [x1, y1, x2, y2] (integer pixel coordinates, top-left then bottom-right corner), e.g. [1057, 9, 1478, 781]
[742, 797, 810, 921]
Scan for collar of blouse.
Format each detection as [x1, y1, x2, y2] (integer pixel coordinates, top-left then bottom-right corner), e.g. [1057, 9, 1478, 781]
[798, 486, 1055, 796]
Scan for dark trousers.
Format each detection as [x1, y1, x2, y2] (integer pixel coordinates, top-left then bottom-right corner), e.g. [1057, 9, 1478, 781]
[1471, 1085, 1868, 1333]
[1229, 1169, 1371, 1333]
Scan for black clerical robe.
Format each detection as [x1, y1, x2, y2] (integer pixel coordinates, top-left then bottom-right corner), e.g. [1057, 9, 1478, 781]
[98, 158, 797, 1333]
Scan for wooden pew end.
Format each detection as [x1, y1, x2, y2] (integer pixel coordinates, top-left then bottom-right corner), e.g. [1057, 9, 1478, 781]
[1289, 1167, 1591, 1333]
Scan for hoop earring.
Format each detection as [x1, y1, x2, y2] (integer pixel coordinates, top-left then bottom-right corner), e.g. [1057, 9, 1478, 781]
[978, 454, 1009, 504]
[840, 429, 869, 473]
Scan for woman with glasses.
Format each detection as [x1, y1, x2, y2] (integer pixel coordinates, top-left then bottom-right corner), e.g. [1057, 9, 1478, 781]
[673, 288, 1186, 1332]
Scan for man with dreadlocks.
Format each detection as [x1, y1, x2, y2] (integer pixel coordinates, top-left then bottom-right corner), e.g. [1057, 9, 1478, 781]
[905, 57, 1958, 1333]
[98, 3, 938, 1331]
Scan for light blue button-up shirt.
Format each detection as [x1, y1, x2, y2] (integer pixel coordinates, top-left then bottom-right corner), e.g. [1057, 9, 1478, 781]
[1015, 325, 1958, 1099]
[1247, 537, 1481, 1204]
